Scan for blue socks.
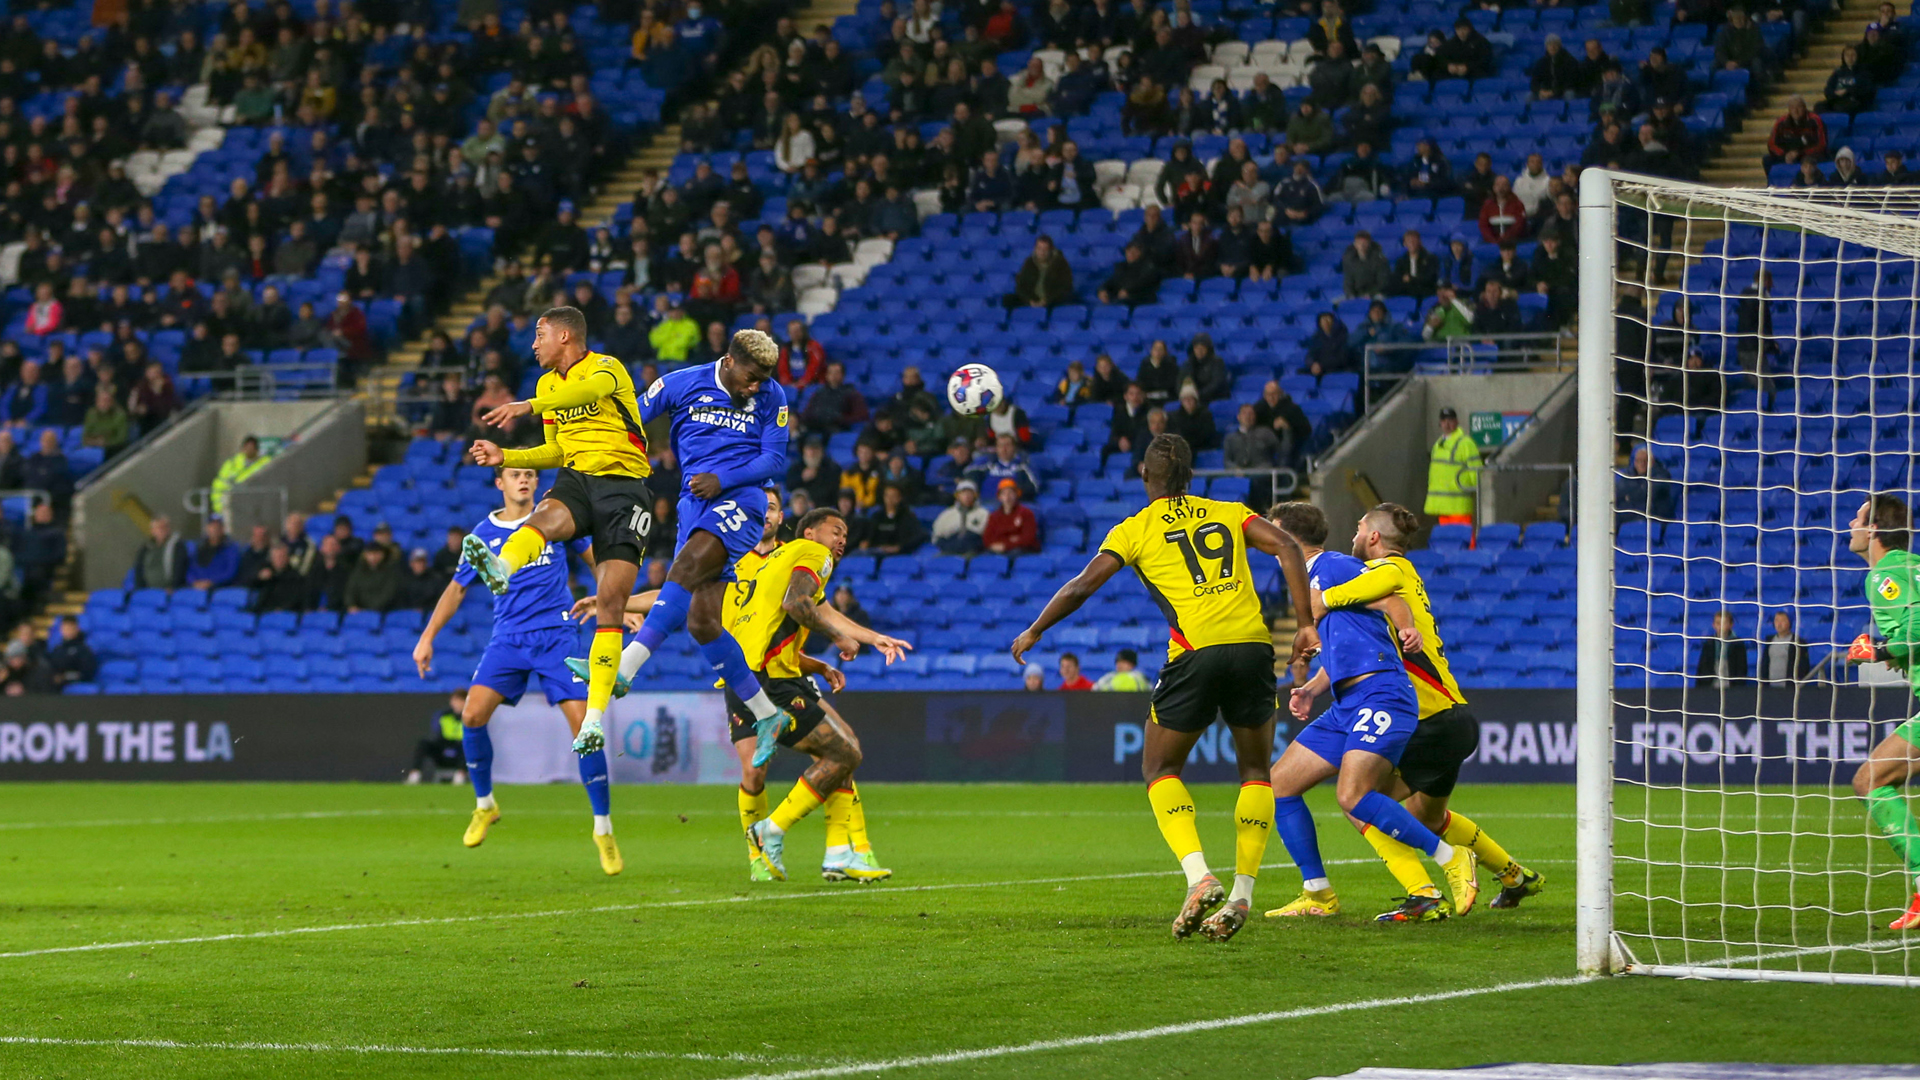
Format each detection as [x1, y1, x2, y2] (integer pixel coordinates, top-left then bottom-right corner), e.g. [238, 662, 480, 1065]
[1273, 795, 1326, 882]
[462, 725, 493, 799]
[578, 749, 611, 816]
[699, 631, 763, 696]
[1352, 791, 1444, 856]
[634, 580, 691, 654]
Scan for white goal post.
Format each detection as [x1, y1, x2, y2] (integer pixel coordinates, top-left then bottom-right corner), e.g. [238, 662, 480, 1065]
[1576, 169, 1920, 987]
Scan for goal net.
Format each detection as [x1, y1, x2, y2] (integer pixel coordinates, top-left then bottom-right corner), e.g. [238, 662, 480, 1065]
[1577, 171, 1920, 987]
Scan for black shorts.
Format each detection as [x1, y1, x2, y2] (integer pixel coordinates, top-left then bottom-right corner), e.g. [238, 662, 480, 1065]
[546, 468, 652, 564]
[726, 676, 828, 748]
[1149, 642, 1277, 734]
[1396, 704, 1480, 798]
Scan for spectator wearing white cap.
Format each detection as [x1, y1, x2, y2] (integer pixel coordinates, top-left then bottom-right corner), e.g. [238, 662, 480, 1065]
[933, 478, 990, 555]
[1022, 662, 1045, 691]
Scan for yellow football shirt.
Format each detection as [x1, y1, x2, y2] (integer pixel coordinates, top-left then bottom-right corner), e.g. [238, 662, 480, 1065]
[527, 351, 651, 478]
[726, 538, 834, 678]
[1098, 495, 1271, 662]
[1320, 554, 1467, 718]
[723, 544, 778, 631]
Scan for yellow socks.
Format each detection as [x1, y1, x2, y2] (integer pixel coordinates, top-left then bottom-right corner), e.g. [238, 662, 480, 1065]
[1147, 775, 1210, 885]
[845, 782, 871, 853]
[1233, 781, 1273, 879]
[738, 786, 767, 834]
[586, 627, 622, 714]
[824, 788, 852, 850]
[1363, 824, 1440, 897]
[770, 777, 827, 831]
[1444, 811, 1520, 886]
[497, 525, 548, 577]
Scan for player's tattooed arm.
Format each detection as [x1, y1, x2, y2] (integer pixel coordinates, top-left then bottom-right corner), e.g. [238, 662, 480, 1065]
[784, 569, 861, 656]
[813, 601, 911, 662]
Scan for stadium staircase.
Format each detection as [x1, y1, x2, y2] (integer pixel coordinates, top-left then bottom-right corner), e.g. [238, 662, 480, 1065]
[1698, 1, 1905, 186]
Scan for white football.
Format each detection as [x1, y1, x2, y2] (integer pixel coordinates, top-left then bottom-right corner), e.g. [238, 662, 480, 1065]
[947, 363, 1003, 416]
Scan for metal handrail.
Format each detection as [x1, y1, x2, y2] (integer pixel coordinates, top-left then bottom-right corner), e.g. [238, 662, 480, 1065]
[1191, 465, 1300, 495]
[1359, 330, 1576, 416]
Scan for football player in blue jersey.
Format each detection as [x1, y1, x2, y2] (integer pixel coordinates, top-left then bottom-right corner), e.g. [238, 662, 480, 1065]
[414, 465, 623, 875]
[1263, 502, 1478, 922]
[565, 330, 801, 766]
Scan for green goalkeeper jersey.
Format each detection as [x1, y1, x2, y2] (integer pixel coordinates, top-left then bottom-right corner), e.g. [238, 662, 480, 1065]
[1866, 548, 1920, 691]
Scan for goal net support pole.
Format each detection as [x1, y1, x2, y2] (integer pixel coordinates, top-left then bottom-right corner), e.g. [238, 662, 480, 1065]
[1576, 167, 1620, 978]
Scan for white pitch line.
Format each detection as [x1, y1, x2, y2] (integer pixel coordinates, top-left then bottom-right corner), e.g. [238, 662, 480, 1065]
[0, 809, 443, 831]
[0, 1035, 807, 1065]
[710, 977, 1590, 1080]
[0, 857, 1416, 961]
[3, 855, 1584, 961]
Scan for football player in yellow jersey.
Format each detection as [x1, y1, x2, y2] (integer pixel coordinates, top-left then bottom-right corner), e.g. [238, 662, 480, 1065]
[1265, 503, 1542, 921]
[594, 498, 911, 883]
[465, 305, 655, 761]
[1011, 434, 1320, 942]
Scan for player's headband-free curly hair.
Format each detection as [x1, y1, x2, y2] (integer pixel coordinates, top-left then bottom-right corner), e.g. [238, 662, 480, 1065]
[537, 305, 589, 343]
[1142, 433, 1193, 496]
[794, 507, 845, 536]
[1869, 493, 1911, 551]
[729, 328, 779, 369]
[1269, 501, 1328, 547]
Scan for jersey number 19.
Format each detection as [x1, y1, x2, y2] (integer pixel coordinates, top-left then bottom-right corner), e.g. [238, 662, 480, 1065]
[1164, 522, 1235, 585]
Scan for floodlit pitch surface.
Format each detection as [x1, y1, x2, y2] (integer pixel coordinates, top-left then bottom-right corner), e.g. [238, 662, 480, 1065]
[0, 782, 1908, 1079]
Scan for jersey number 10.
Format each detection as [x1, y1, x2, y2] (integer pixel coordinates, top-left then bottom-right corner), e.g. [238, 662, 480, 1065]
[1163, 522, 1234, 585]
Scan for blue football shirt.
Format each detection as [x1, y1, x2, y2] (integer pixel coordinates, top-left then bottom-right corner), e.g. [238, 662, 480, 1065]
[638, 361, 790, 494]
[1307, 549, 1403, 683]
[456, 511, 591, 637]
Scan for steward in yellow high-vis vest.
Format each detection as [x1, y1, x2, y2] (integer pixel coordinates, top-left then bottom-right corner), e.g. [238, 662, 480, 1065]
[1423, 408, 1480, 526]
[210, 436, 270, 517]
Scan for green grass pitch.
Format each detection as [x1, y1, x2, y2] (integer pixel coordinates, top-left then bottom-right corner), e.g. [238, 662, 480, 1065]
[0, 781, 1911, 1079]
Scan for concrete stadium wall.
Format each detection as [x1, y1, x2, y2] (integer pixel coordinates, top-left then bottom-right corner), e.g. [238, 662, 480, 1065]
[1479, 373, 1578, 526]
[1313, 373, 1570, 539]
[74, 400, 336, 590]
[226, 400, 367, 541]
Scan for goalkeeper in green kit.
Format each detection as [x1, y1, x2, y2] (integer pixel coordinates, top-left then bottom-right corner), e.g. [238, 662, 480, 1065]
[1844, 495, 1920, 930]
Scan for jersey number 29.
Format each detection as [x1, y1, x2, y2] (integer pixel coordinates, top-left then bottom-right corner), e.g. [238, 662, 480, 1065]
[1163, 522, 1234, 585]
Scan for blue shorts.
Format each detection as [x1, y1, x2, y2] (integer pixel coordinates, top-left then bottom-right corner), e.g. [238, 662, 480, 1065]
[470, 629, 586, 706]
[677, 485, 766, 581]
[1291, 670, 1419, 767]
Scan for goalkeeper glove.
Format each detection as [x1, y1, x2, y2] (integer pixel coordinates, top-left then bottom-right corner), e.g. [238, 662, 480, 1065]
[1846, 634, 1893, 665]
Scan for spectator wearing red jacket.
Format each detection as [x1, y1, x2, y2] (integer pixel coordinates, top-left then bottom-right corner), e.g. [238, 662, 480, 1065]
[1478, 174, 1528, 245]
[982, 478, 1040, 554]
[324, 292, 372, 368]
[1056, 653, 1094, 690]
[1764, 95, 1827, 168]
[777, 318, 826, 387]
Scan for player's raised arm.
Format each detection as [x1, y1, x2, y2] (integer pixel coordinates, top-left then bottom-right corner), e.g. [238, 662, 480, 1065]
[473, 414, 565, 471]
[483, 358, 621, 430]
[1368, 592, 1423, 655]
[414, 575, 468, 676]
[1010, 551, 1124, 664]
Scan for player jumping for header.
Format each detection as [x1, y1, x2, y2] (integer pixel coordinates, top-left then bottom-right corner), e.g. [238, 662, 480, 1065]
[560, 329, 798, 763]
[1843, 495, 1920, 930]
[463, 305, 655, 759]
[1012, 434, 1319, 942]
